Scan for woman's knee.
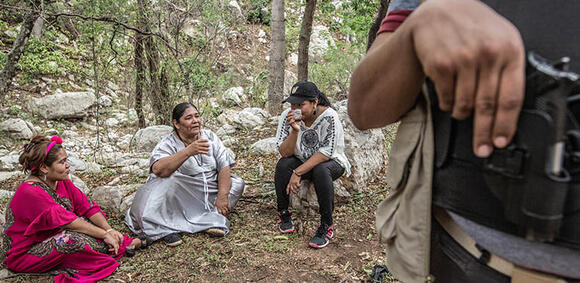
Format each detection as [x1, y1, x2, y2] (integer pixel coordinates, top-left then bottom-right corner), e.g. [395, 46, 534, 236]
[311, 163, 332, 179]
[229, 175, 245, 207]
[276, 157, 298, 172]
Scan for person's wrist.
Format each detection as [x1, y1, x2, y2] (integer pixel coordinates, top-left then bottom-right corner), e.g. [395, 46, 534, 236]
[292, 169, 301, 177]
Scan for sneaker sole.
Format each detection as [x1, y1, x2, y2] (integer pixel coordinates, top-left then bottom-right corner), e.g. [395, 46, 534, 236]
[308, 241, 329, 249]
[165, 239, 183, 247]
[205, 228, 226, 237]
[279, 227, 295, 233]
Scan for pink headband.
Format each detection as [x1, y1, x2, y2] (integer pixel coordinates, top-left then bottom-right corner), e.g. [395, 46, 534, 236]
[30, 136, 63, 171]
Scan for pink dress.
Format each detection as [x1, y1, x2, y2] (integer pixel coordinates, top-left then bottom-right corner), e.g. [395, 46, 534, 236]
[1, 180, 133, 282]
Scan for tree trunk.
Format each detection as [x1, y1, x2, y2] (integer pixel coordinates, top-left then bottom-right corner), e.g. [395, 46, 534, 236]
[267, 0, 286, 115]
[297, 0, 316, 81]
[145, 37, 170, 125]
[138, 0, 170, 125]
[134, 31, 146, 128]
[0, 0, 41, 100]
[366, 0, 390, 51]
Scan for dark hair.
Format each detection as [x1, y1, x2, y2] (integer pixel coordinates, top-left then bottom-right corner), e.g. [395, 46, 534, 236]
[171, 102, 198, 123]
[19, 135, 64, 176]
[310, 90, 331, 107]
[171, 102, 200, 135]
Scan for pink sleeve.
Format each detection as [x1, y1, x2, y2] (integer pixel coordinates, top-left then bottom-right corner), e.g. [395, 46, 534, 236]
[11, 183, 78, 240]
[62, 179, 103, 218]
[24, 206, 78, 238]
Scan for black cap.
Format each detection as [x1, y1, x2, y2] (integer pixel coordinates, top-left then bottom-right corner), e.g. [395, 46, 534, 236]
[282, 81, 320, 104]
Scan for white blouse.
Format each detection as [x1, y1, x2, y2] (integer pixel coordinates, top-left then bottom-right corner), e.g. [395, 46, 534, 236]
[275, 107, 351, 176]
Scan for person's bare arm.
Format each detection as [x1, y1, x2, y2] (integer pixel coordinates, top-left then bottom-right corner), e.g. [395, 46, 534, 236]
[63, 218, 120, 254]
[89, 212, 124, 247]
[216, 166, 231, 215]
[152, 139, 209, 177]
[349, 30, 424, 130]
[278, 111, 301, 157]
[349, 0, 525, 158]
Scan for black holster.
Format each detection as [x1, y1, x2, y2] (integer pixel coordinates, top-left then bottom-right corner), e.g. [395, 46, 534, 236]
[431, 52, 580, 249]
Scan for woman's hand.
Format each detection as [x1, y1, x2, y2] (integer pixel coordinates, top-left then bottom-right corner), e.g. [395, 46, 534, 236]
[103, 232, 120, 255]
[107, 229, 124, 247]
[185, 139, 210, 156]
[216, 194, 230, 215]
[286, 111, 300, 132]
[286, 172, 301, 194]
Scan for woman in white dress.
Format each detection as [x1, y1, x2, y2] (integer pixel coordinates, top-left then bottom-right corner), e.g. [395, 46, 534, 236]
[126, 103, 245, 246]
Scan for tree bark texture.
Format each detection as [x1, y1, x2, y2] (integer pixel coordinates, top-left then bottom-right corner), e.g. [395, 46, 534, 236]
[366, 0, 389, 51]
[267, 0, 286, 115]
[0, 0, 41, 100]
[134, 31, 146, 128]
[297, 0, 316, 81]
[138, 0, 170, 125]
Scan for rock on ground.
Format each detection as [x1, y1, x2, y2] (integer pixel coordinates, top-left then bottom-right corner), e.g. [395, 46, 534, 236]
[0, 171, 20, 183]
[120, 192, 136, 215]
[28, 91, 96, 119]
[223, 86, 246, 105]
[91, 185, 135, 213]
[290, 180, 350, 215]
[70, 174, 90, 195]
[132, 125, 173, 153]
[0, 153, 20, 171]
[250, 137, 277, 155]
[310, 25, 335, 59]
[217, 109, 240, 126]
[233, 108, 265, 129]
[0, 118, 36, 140]
[216, 124, 237, 138]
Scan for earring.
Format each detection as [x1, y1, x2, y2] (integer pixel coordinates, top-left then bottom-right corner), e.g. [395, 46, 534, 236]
[43, 174, 47, 182]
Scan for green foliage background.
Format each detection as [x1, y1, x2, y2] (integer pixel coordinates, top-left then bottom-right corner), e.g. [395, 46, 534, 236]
[0, 0, 378, 111]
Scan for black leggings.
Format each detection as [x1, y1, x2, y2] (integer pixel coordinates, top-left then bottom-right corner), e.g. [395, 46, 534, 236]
[274, 156, 344, 226]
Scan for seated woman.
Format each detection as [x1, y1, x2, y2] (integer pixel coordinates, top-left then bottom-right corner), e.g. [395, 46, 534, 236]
[275, 81, 351, 249]
[125, 102, 245, 246]
[1, 135, 143, 282]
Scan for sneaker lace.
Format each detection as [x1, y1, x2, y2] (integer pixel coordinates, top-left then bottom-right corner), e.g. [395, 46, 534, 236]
[280, 211, 292, 223]
[315, 224, 328, 238]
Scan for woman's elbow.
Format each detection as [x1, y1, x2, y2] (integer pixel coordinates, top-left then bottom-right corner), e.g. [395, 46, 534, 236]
[151, 166, 170, 178]
[347, 104, 372, 131]
[278, 149, 292, 158]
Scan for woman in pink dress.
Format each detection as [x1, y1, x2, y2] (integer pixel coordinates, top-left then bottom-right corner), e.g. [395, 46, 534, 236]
[1, 135, 145, 282]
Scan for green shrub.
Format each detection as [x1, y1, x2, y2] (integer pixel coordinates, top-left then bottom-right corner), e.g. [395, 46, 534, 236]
[0, 52, 6, 69]
[16, 34, 82, 81]
[247, 0, 271, 25]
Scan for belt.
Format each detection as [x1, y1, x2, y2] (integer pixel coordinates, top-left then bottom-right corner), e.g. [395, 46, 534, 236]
[433, 207, 567, 283]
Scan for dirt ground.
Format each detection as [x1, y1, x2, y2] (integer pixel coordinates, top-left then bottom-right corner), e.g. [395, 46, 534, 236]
[0, 128, 398, 283]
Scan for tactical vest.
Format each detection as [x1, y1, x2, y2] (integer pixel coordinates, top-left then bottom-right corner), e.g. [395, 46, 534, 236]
[431, 0, 580, 249]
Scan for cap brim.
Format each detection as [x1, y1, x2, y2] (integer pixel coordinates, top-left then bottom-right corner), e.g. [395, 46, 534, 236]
[282, 95, 307, 104]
